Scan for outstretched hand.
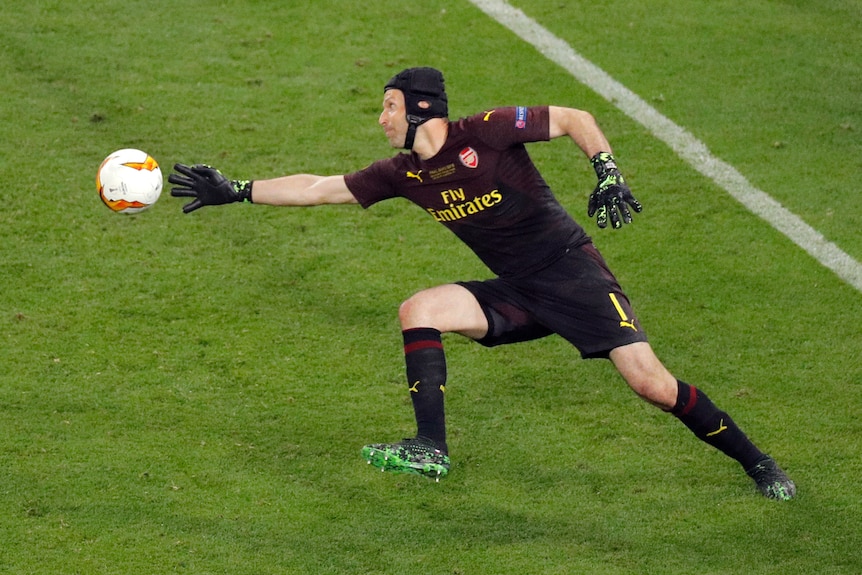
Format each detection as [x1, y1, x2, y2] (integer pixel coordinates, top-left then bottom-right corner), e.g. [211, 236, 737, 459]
[169, 164, 250, 213]
[587, 153, 642, 229]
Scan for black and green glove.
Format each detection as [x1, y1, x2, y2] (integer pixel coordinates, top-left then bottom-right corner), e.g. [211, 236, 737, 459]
[587, 152, 642, 229]
[168, 163, 253, 214]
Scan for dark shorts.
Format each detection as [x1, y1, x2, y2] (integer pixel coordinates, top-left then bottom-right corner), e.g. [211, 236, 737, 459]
[457, 243, 648, 359]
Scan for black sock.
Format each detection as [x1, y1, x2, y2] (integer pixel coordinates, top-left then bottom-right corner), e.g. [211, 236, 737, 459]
[402, 328, 448, 453]
[672, 380, 764, 470]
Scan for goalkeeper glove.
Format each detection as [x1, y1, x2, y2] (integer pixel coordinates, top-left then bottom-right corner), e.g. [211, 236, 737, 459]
[587, 152, 642, 229]
[168, 163, 253, 214]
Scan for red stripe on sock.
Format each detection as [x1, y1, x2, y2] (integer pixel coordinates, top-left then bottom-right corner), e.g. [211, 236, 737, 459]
[678, 385, 699, 416]
[404, 340, 444, 354]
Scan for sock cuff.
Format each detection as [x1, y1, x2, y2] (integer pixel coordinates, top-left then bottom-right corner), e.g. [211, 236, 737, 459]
[672, 380, 699, 417]
[402, 327, 443, 354]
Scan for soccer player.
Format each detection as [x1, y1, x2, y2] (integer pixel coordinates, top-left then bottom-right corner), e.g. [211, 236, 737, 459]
[169, 67, 795, 500]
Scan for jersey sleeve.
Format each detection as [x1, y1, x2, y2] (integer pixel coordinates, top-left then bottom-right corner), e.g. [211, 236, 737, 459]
[466, 106, 551, 150]
[343, 156, 401, 209]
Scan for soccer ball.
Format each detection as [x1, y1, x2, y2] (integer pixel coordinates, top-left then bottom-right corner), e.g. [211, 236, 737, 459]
[97, 148, 163, 214]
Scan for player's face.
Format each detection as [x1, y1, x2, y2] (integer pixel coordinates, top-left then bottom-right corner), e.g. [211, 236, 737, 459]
[379, 89, 408, 148]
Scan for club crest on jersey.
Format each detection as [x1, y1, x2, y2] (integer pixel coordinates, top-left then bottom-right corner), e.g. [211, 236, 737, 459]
[459, 147, 478, 169]
[515, 106, 527, 129]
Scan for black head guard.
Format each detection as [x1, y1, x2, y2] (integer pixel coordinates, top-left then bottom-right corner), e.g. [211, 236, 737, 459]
[384, 67, 448, 150]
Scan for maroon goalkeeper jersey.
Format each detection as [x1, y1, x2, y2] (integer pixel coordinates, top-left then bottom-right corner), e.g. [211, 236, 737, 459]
[344, 106, 590, 277]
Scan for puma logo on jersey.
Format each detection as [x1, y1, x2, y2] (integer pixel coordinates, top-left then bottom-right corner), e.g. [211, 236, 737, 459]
[406, 170, 423, 183]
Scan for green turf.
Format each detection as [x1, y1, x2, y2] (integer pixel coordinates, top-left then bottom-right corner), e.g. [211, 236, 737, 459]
[1, 0, 860, 573]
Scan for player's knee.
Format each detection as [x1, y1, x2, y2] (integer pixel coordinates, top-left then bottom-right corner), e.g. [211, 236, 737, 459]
[627, 374, 677, 409]
[398, 297, 414, 326]
[398, 292, 430, 328]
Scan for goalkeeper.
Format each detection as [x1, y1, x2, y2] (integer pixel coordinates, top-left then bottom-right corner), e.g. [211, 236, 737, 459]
[169, 67, 795, 500]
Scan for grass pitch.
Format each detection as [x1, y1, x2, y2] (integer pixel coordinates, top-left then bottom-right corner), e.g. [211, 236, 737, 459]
[1, 0, 860, 573]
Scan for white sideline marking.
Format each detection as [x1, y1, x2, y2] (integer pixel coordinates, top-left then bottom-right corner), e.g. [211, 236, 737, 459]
[468, 0, 862, 293]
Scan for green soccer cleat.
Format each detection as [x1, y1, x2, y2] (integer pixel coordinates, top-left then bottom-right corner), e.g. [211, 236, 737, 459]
[746, 456, 796, 501]
[361, 437, 450, 481]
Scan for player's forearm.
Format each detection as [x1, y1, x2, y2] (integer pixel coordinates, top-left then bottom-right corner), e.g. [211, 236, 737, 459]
[250, 174, 321, 205]
[250, 174, 357, 206]
[548, 106, 613, 158]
